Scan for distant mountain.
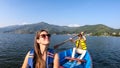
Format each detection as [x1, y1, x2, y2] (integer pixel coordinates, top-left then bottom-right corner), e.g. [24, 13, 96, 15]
[0, 22, 119, 36]
[0, 25, 22, 33]
[75, 24, 113, 33]
[0, 22, 75, 34]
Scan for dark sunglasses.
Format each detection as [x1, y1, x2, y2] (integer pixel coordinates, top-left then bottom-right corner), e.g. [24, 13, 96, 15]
[78, 34, 82, 37]
[40, 34, 51, 38]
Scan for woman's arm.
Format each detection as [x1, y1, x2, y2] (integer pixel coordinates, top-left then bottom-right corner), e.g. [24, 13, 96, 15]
[53, 53, 59, 68]
[82, 36, 86, 41]
[21, 52, 30, 68]
[69, 38, 76, 43]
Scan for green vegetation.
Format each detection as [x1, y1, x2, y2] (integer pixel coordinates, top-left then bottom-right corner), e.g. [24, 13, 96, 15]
[0, 22, 120, 36]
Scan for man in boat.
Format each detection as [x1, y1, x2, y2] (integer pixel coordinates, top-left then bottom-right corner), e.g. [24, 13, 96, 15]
[69, 31, 87, 64]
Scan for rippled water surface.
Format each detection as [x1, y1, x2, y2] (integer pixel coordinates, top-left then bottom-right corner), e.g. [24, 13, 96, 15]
[0, 34, 120, 68]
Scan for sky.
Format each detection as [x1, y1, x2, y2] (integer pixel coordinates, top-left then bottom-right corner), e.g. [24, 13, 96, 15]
[0, 0, 120, 29]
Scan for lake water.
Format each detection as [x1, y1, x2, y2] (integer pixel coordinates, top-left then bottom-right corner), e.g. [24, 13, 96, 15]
[0, 34, 120, 68]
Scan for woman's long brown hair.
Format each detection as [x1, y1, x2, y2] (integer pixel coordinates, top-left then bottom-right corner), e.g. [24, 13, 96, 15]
[33, 30, 49, 68]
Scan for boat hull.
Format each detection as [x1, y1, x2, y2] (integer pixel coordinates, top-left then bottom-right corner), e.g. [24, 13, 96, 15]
[58, 48, 92, 68]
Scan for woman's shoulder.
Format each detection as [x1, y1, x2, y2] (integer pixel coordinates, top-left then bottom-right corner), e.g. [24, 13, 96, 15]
[76, 39, 80, 41]
[26, 49, 34, 59]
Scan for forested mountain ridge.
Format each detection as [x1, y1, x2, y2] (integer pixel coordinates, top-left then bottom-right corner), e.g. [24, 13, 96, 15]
[0, 22, 119, 36]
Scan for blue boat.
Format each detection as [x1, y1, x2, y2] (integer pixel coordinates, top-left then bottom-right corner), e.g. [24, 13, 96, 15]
[58, 48, 92, 68]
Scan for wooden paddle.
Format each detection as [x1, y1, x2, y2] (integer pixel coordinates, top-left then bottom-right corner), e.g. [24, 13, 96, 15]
[65, 57, 86, 62]
[54, 34, 78, 49]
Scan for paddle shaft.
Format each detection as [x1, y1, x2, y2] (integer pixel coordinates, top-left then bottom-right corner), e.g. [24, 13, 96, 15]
[54, 35, 78, 49]
[65, 57, 86, 62]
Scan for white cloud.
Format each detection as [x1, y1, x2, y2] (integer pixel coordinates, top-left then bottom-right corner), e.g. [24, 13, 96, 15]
[67, 24, 80, 27]
[21, 22, 29, 25]
[19, 22, 32, 25]
[0, 23, 13, 28]
[0, 22, 30, 28]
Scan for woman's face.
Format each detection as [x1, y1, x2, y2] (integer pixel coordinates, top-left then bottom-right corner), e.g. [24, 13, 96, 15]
[78, 34, 82, 39]
[37, 31, 51, 46]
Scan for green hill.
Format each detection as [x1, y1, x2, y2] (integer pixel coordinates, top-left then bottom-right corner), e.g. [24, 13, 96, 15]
[0, 22, 119, 36]
[75, 24, 114, 36]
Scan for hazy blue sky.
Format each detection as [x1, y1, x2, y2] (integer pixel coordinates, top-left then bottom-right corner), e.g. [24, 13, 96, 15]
[0, 0, 120, 29]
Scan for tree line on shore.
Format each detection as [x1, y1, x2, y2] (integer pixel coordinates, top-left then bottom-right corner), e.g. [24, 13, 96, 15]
[0, 22, 119, 36]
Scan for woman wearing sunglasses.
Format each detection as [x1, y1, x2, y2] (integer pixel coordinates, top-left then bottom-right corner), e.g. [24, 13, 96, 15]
[22, 29, 59, 68]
